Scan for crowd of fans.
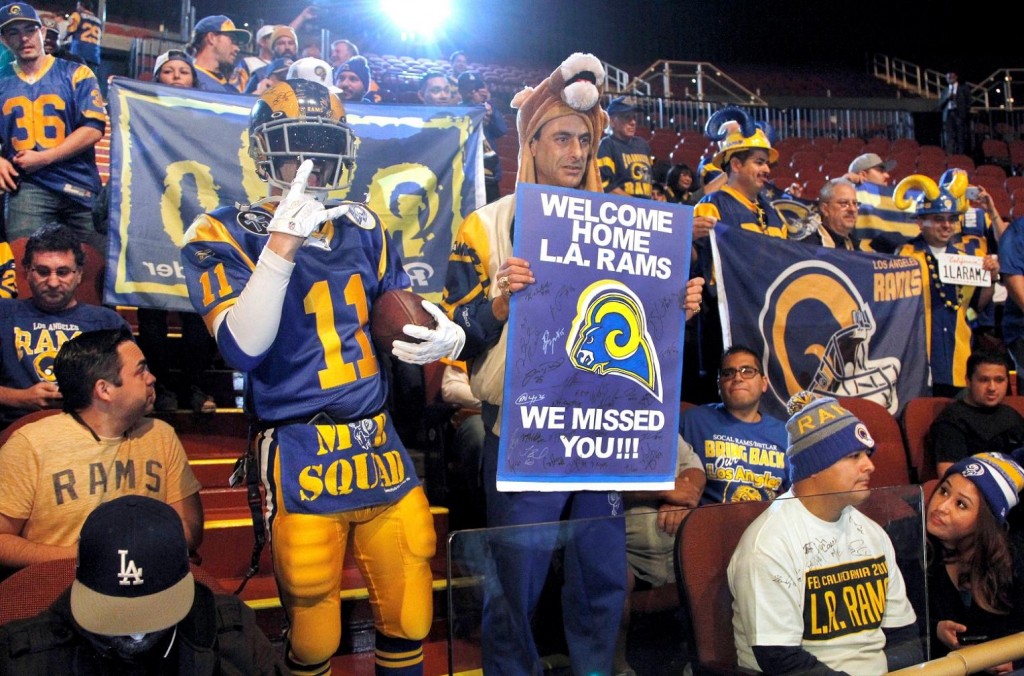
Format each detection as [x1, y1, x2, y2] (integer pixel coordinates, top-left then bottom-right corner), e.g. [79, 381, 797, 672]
[2, 2, 1024, 674]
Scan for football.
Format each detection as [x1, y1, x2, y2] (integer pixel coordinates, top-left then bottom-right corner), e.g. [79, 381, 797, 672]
[370, 289, 437, 356]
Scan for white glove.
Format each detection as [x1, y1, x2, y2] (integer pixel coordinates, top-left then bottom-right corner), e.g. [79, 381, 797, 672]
[391, 300, 466, 365]
[267, 160, 347, 239]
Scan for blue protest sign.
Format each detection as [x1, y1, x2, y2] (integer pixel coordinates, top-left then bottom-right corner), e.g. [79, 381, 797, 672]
[498, 183, 693, 491]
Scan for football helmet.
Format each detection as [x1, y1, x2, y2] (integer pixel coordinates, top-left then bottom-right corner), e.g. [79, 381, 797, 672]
[760, 261, 901, 413]
[249, 78, 356, 197]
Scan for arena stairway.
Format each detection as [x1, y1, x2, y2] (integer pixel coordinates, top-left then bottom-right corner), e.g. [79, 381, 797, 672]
[153, 410, 482, 671]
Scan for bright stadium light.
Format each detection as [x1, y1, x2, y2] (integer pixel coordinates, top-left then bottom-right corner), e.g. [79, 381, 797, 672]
[380, 0, 452, 42]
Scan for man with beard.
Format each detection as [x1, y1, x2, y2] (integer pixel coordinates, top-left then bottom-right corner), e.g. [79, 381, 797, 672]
[189, 14, 249, 93]
[0, 328, 202, 570]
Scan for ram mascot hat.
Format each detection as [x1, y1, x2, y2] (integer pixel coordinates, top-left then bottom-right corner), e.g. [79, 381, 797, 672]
[511, 52, 607, 192]
[705, 107, 779, 167]
[893, 170, 967, 216]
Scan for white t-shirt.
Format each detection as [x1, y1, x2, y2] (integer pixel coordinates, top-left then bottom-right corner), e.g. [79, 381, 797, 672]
[728, 490, 916, 674]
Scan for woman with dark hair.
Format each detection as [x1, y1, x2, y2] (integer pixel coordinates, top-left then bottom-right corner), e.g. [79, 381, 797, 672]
[664, 163, 702, 205]
[926, 452, 1024, 672]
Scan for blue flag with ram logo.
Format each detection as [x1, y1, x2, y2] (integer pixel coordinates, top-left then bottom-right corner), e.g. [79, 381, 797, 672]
[712, 227, 929, 420]
[104, 77, 484, 310]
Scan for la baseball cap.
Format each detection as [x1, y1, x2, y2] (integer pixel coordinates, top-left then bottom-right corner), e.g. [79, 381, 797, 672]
[70, 495, 195, 636]
[0, 2, 41, 31]
[268, 57, 294, 77]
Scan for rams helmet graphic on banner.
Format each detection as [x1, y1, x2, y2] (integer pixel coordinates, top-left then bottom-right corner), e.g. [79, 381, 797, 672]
[567, 280, 662, 402]
[759, 261, 900, 413]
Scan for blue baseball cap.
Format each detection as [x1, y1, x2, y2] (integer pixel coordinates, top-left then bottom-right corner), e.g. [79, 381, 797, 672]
[192, 14, 250, 45]
[0, 2, 42, 31]
[606, 96, 639, 117]
[268, 57, 294, 77]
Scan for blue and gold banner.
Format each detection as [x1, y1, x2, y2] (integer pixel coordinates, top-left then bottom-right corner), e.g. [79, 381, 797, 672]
[854, 182, 918, 252]
[499, 184, 693, 491]
[105, 76, 484, 311]
[712, 227, 929, 420]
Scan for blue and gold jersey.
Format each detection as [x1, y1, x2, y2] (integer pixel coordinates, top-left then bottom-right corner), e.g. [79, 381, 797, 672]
[693, 185, 788, 292]
[694, 185, 788, 239]
[0, 299, 128, 426]
[0, 55, 106, 207]
[65, 10, 102, 66]
[195, 65, 242, 94]
[181, 202, 411, 423]
[0, 241, 15, 299]
[597, 134, 653, 198]
[897, 235, 978, 388]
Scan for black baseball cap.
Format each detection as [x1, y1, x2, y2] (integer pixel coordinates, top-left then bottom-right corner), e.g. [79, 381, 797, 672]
[70, 495, 195, 636]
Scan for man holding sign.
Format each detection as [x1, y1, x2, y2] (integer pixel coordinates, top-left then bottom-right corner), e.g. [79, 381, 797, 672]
[894, 173, 999, 397]
[442, 53, 702, 674]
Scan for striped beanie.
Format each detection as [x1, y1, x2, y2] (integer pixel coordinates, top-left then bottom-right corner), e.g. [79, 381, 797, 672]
[785, 392, 875, 483]
[943, 452, 1024, 525]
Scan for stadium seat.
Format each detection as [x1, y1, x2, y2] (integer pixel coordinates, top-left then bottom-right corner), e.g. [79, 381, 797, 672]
[975, 164, 1007, 181]
[987, 185, 1013, 219]
[1005, 175, 1024, 195]
[982, 139, 1011, 166]
[837, 397, 910, 486]
[0, 409, 60, 447]
[916, 159, 948, 179]
[890, 138, 920, 153]
[837, 136, 866, 153]
[917, 145, 946, 163]
[899, 396, 952, 483]
[1009, 141, 1024, 169]
[800, 174, 826, 197]
[863, 137, 891, 156]
[1003, 396, 1024, 419]
[946, 154, 975, 173]
[973, 175, 1003, 194]
[675, 500, 768, 675]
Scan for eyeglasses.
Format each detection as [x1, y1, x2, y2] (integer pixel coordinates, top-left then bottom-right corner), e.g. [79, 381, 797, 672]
[831, 199, 860, 209]
[719, 365, 762, 381]
[29, 266, 79, 280]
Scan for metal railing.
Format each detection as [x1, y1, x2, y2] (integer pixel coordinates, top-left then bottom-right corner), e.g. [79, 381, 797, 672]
[624, 97, 914, 142]
[621, 60, 767, 106]
[603, 61, 648, 97]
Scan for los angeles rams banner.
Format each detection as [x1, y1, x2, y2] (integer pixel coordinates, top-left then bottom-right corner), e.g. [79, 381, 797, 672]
[712, 227, 929, 420]
[499, 184, 693, 491]
[104, 77, 484, 311]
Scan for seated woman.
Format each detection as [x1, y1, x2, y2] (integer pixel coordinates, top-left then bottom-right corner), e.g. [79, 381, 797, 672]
[926, 452, 1024, 671]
